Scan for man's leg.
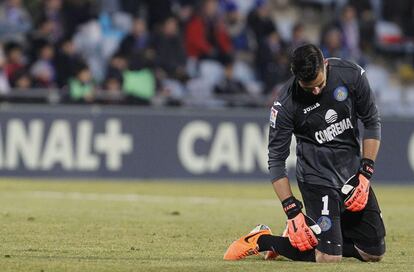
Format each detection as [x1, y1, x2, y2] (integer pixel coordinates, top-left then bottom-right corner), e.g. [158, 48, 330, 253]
[300, 183, 344, 262]
[342, 238, 385, 262]
[223, 224, 314, 261]
[258, 235, 316, 262]
[342, 239, 364, 261]
[259, 183, 345, 263]
[355, 241, 385, 262]
[258, 235, 344, 262]
[341, 187, 386, 262]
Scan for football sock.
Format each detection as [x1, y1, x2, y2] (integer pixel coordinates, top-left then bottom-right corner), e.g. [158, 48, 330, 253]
[342, 242, 364, 261]
[257, 235, 316, 262]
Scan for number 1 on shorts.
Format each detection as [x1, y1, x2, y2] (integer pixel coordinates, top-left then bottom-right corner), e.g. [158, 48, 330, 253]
[322, 195, 329, 215]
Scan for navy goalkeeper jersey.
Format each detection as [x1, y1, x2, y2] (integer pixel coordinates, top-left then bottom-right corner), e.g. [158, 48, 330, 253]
[268, 58, 381, 188]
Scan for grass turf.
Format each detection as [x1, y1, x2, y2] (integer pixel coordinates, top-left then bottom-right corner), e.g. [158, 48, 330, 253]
[0, 179, 413, 272]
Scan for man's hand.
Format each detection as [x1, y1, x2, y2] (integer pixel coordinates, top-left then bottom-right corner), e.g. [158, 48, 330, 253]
[282, 196, 320, 251]
[342, 159, 374, 212]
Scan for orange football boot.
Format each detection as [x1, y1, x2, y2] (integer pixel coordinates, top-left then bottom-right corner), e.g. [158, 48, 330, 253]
[223, 225, 272, 260]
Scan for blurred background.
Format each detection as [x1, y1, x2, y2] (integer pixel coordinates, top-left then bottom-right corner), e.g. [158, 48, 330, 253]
[0, 0, 414, 111]
[0, 0, 412, 182]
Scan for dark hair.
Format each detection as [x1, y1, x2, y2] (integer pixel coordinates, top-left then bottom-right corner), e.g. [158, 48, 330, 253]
[4, 41, 22, 55]
[290, 44, 324, 82]
[57, 35, 74, 48]
[74, 63, 89, 75]
[10, 68, 31, 87]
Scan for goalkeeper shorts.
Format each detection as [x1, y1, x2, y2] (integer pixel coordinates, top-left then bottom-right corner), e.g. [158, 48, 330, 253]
[297, 182, 386, 256]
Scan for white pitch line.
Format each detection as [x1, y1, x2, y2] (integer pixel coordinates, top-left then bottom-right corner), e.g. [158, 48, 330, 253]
[0, 191, 278, 206]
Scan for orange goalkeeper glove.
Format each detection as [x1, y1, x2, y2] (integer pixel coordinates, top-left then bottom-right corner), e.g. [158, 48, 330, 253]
[342, 159, 374, 212]
[282, 196, 321, 251]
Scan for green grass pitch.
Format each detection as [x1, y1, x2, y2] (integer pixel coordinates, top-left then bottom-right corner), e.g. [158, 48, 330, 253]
[0, 179, 413, 272]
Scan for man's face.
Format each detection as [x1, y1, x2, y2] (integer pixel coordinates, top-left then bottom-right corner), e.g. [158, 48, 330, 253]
[298, 60, 328, 95]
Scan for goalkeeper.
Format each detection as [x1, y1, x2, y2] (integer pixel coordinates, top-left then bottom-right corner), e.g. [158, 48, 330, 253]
[224, 44, 385, 263]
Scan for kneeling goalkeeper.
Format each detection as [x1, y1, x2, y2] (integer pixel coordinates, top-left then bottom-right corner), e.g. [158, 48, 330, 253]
[224, 44, 385, 262]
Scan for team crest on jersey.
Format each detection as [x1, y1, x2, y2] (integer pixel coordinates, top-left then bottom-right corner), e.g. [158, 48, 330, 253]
[317, 216, 332, 232]
[270, 107, 278, 128]
[333, 86, 348, 101]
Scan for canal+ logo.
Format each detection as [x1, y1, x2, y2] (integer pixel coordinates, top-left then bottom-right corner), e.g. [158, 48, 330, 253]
[0, 119, 133, 171]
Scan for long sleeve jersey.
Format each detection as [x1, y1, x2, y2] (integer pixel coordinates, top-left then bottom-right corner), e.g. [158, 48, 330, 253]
[268, 58, 381, 188]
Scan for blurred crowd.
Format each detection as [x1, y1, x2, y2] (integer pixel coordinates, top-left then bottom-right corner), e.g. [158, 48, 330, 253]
[0, 0, 413, 110]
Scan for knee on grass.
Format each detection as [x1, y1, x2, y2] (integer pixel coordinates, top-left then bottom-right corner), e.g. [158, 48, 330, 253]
[315, 251, 342, 263]
[356, 248, 384, 262]
[355, 239, 386, 262]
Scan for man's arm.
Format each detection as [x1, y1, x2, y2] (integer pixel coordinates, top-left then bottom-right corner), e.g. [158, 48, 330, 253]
[354, 66, 381, 167]
[267, 101, 319, 251]
[362, 138, 380, 161]
[341, 66, 381, 212]
[272, 176, 320, 251]
[272, 177, 293, 202]
[355, 68, 381, 142]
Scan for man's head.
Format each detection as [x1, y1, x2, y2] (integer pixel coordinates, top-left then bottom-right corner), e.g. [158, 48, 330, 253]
[162, 16, 179, 37]
[291, 44, 328, 95]
[131, 17, 147, 37]
[202, 0, 219, 19]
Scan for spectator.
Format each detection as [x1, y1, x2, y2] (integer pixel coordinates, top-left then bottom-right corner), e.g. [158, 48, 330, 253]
[185, 0, 233, 62]
[69, 64, 95, 103]
[289, 23, 308, 51]
[4, 42, 26, 81]
[30, 42, 56, 88]
[103, 76, 122, 94]
[37, 0, 64, 42]
[348, 1, 376, 52]
[153, 16, 187, 79]
[0, 0, 32, 42]
[54, 36, 85, 88]
[72, 18, 110, 82]
[175, 0, 195, 29]
[150, 16, 188, 106]
[214, 61, 247, 96]
[247, 0, 276, 46]
[338, 5, 361, 62]
[320, 27, 348, 59]
[105, 52, 127, 86]
[118, 17, 155, 70]
[102, 75, 123, 104]
[223, 1, 251, 52]
[256, 31, 289, 93]
[10, 68, 32, 89]
[28, 18, 56, 62]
